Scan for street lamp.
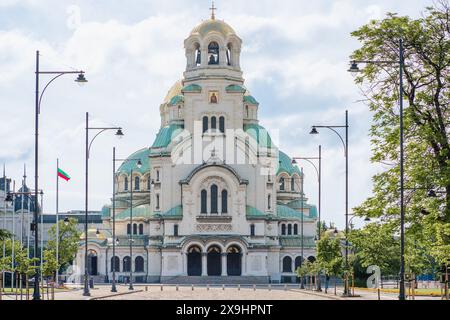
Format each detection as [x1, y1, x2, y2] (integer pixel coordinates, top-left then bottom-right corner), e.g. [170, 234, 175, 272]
[112, 151, 142, 292]
[33, 50, 86, 300]
[310, 110, 349, 295]
[84, 112, 123, 297]
[292, 146, 322, 291]
[348, 39, 405, 300]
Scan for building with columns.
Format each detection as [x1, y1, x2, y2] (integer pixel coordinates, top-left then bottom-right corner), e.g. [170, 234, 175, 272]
[75, 11, 318, 284]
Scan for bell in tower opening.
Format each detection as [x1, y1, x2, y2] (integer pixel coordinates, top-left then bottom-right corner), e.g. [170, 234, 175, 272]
[208, 41, 219, 65]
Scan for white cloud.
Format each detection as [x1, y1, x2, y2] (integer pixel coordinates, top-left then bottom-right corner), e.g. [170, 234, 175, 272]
[0, 0, 432, 228]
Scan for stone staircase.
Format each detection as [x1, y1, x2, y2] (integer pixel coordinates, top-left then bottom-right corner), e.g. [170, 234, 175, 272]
[161, 276, 270, 285]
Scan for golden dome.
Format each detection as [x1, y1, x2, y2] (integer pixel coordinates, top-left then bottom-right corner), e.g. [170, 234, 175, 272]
[190, 19, 236, 38]
[80, 228, 108, 241]
[163, 80, 183, 104]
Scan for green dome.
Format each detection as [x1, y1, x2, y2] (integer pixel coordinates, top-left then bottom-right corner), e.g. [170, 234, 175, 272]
[287, 199, 318, 219]
[117, 148, 151, 175]
[150, 124, 184, 150]
[243, 95, 259, 105]
[115, 204, 153, 220]
[277, 151, 301, 176]
[182, 84, 202, 93]
[168, 95, 184, 106]
[226, 84, 246, 93]
[244, 124, 274, 149]
[277, 204, 314, 221]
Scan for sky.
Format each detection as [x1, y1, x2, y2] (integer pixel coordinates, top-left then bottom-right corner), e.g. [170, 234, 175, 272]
[0, 0, 433, 229]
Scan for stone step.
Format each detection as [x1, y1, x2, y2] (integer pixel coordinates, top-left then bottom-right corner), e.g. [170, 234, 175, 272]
[161, 276, 270, 285]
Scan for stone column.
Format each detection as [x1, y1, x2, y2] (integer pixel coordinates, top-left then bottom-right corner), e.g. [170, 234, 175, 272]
[221, 253, 227, 276]
[202, 253, 207, 276]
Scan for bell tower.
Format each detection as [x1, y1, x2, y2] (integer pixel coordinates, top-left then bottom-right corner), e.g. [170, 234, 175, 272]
[183, 4, 243, 82]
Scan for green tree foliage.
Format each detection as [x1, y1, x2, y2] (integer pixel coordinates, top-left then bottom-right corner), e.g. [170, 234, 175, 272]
[0, 229, 11, 241]
[42, 249, 58, 278]
[316, 234, 344, 278]
[15, 247, 38, 278]
[350, 1, 450, 265]
[45, 218, 81, 272]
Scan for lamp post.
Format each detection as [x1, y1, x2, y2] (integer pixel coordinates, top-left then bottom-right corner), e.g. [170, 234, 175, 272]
[84, 112, 123, 297]
[310, 110, 349, 295]
[34, 50, 87, 300]
[292, 145, 322, 290]
[348, 39, 405, 299]
[112, 153, 142, 291]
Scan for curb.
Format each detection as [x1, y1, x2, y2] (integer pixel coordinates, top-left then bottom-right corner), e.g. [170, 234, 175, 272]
[289, 289, 344, 300]
[90, 290, 144, 300]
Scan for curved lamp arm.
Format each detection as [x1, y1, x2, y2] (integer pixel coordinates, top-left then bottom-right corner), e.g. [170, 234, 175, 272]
[88, 129, 109, 157]
[38, 73, 65, 114]
[324, 126, 346, 156]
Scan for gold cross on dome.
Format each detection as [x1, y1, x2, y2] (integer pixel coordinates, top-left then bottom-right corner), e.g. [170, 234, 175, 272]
[209, 1, 217, 20]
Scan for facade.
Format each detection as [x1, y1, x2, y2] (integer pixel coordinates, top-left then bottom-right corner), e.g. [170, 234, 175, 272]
[75, 13, 318, 284]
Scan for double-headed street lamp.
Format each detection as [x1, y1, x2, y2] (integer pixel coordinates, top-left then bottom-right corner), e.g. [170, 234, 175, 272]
[292, 145, 322, 291]
[34, 51, 87, 300]
[112, 148, 142, 292]
[84, 112, 123, 297]
[310, 110, 349, 295]
[348, 39, 405, 300]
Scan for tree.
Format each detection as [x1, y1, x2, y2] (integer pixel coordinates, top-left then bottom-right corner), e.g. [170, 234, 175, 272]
[0, 229, 11, 241]
[42, 249, 58, 279]
[15, 246, 38, 299]
[316, 234, 344, 293]
[350, 1, 450, 265]
[45, 218, 81, 273]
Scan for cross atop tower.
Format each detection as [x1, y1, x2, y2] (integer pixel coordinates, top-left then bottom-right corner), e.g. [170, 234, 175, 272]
[209, 1, 217, 20]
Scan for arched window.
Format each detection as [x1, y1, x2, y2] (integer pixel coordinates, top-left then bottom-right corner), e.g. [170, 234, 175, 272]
[291, 177, 295, 191]
[156, 194, 160, 210]
[226, 43, 232, 66]
[210, 184, 218, 214]
[147, 177, 151, 190]
[156, 170, 160, 182]
[135, 176, 140, 191]
[203, 116, 208, 133]
[281, 224, 286, 235]
[250, 224, 255, 236]
[123, 256, 131, 272]
[201, 190, 207, 214]
[174, 224, 179, 236]
[295, 256, 303, 270]
[194, 43, 201, 66]
[211, 116, 217, 130]
[133, 223, 137, 235]
[111, 256, 120, 272]
[127, 223, 131, 235]
[245, 105, 249, 118]
[280, 177, 285, 191]
[268, 194, 271, 210]
[178, 105, 182, 118]
[124, 176, 128, 191]
[208, 41, 219, 65]
[288, 224, 292, 235]
[219, 116, 225, 133]
[293, 224, 298, 235]
[135, 256, 144, 272]
[221, 189, 228, 214]
[282, 256, 292, 273]
[139, 223, 144, 235]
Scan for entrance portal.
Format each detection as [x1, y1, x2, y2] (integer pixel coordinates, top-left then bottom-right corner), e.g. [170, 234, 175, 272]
[87, 250, 98, 276]
[207, 246, 222, 276]
[227, 246, 242, 276]
[187, 246, 202, 276]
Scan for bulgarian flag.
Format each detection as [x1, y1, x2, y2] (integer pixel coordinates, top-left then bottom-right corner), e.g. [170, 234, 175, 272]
[57, 168, 70, 181]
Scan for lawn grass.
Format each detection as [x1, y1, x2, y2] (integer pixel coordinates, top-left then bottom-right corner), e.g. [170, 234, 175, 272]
[356, 287, 445, 297]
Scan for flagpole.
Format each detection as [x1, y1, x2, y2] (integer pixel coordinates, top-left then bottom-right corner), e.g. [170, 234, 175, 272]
[56, 158, 59, 286]
[2, 165, 7, 291]
[11, 180, 15, 290]
[21, 165, 25, 246]
[40, 191, 43, 288]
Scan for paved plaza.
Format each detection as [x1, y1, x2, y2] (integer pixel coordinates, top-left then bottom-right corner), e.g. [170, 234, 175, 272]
[0, 284, 443, 301]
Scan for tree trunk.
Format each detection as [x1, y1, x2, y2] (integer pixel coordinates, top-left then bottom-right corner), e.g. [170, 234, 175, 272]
[334, 278, 337, 295]
[26, 274, 29, 300]
[20, 273, 23, 300]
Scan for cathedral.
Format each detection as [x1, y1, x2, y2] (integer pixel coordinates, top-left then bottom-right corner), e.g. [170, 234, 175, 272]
[75, 10, 318, 284]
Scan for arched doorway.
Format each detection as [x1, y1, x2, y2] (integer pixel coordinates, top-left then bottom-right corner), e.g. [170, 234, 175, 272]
[226, 246, 242, 276]
[87, 250, 98, 276]
[207, 245, 222, 276]
[282, 256, 292, 273]
[187, 246, 202, 276]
